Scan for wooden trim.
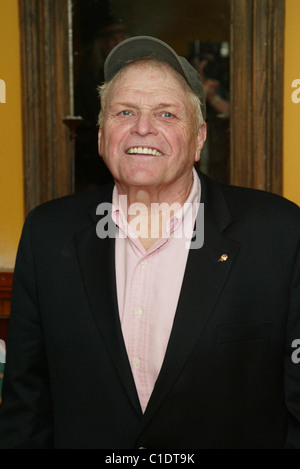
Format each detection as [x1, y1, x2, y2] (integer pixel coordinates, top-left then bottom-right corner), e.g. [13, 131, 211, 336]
[230, 0, 284, 194]
[0, 272, 13, 355]
[19, 0, 73, 215]
[0, 272, 13, 317]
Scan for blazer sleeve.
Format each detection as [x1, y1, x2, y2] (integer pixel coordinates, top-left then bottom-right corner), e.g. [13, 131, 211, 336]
[285, 240, 300, 449]
[0, 209, 53, 448]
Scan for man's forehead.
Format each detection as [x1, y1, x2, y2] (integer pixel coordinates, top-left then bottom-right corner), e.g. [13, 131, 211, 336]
[108, 84, 188, 110]
[110, 60, 190, 94]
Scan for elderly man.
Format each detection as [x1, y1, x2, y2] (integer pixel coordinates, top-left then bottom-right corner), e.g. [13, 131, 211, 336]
[0, 36, 299, 449]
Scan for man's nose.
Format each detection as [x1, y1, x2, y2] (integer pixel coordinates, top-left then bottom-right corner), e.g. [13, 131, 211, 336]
[131, 112, 157, 136]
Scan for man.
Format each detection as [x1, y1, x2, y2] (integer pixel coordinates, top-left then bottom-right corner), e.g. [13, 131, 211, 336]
[0, 36, 299, 449]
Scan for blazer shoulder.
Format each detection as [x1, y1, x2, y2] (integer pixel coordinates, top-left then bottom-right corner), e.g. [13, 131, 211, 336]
[25, 183, 114, 233]
[199, 171, 300, 230]
[199, 169, 299, 213]
[222, 183, 299, 217]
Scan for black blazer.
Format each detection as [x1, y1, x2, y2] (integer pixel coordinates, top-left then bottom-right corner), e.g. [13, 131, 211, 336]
[0, 172, 300, 449]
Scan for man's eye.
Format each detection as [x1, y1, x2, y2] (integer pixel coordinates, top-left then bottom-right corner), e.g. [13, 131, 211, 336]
[119, 110, 132, 116]
[161, 112, 174, 118]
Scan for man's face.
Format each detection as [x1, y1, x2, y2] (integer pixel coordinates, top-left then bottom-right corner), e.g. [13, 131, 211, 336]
[98, 62, 206, 190]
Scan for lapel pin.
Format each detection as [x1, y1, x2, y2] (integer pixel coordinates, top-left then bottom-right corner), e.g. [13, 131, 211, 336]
[218, 254, 228, 263]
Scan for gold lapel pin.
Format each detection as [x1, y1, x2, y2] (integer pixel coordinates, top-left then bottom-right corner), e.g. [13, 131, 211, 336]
[218, 254, 228, 263]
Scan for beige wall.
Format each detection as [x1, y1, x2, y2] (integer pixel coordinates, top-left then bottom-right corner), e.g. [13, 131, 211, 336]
[283, 0, 300, 206]
[0, 0, 24, 270]
[0, 0, 299, 271]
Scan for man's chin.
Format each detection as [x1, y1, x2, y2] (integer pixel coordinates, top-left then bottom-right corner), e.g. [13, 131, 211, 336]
[116, 170, 164, 188]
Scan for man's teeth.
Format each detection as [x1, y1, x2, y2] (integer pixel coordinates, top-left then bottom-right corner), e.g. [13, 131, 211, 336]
[126, 147, 162, 156]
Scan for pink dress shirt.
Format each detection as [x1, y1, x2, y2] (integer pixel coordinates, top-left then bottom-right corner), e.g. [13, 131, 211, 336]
[112, 168, 201, 412]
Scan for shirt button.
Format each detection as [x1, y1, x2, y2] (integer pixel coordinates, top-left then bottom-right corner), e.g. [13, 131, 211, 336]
[135, 308, 143, 317]
[141, 259, 147, 266]
[133, 358, 140, 368]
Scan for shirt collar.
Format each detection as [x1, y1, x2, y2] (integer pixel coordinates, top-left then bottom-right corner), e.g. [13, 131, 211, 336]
[166, 167, 200, 234]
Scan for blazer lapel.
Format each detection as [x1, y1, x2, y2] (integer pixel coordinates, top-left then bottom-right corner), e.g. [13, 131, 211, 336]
[74, 191, 142, 415]
[142, 174, 241, 424]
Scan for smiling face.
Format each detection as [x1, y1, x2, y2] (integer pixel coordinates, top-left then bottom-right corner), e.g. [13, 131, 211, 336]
[98, 61, 206, 195]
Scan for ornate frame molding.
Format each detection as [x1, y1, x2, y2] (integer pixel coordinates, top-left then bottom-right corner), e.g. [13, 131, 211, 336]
[19, 0, 73, 214]
[230, 0, 284, 194]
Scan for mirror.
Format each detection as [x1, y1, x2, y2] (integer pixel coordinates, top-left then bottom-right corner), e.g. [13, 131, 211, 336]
[73, 0, 231, 192]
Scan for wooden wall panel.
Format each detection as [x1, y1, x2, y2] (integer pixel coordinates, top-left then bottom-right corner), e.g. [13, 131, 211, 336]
[19, 0, 73, 215]
[230, 0, 284, 194]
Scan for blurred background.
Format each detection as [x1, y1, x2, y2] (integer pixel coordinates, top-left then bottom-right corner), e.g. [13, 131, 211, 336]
[73, 0, 230, 191]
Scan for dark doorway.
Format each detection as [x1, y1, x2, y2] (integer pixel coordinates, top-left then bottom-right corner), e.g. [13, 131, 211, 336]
[72, 0, 231, 192]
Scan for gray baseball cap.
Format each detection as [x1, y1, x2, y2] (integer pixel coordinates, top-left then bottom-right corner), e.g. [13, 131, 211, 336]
[104, 35, 206, 120]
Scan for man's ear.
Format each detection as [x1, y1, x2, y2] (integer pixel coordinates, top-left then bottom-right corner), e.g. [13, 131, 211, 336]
[195, 122, 207, 162]
[98, 128, 102, 157]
